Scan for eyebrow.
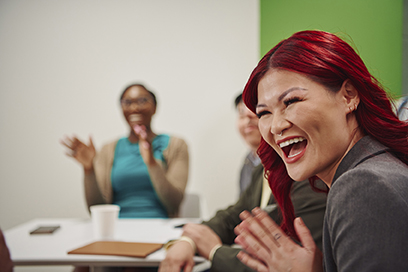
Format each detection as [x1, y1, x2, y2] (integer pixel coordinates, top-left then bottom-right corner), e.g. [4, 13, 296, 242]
[256, 87, 307, 109]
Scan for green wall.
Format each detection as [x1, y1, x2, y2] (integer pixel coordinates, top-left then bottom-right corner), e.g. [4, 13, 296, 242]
[260, 0, 403, 96]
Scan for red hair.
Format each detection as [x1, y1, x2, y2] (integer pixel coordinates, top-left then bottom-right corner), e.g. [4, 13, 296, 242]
[243, 30, 408, 239]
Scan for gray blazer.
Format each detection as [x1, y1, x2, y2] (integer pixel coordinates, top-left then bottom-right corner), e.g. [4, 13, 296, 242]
[323, 136, 408, 271]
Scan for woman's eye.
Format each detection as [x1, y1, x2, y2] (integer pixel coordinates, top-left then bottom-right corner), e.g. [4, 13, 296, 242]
[284, 97, 302, 107]
[256, 111, 270, 119]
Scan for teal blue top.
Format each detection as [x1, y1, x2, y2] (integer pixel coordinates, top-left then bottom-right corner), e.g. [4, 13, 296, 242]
[111, 135, 170, 218]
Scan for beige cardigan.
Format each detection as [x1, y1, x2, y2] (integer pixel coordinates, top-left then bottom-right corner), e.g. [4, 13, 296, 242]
[84, 136, 189, 217]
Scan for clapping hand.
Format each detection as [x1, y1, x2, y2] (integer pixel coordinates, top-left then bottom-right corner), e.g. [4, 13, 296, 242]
[60, 135, 96, 172]
[133, 125, 156, 166]
[234, 207, 323, 272]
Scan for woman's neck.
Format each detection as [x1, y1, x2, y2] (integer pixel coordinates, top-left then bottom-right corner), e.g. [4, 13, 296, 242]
[319, 128, 365, 188]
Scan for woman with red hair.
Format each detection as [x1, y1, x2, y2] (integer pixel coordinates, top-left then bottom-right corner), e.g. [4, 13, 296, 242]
[234, 30, 408, 271]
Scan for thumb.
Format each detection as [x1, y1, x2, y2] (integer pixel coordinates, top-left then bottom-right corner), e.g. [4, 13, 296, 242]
[89, 135, 95, 149]
[294, 217, 316, 251]
[138, 125, 147, 140]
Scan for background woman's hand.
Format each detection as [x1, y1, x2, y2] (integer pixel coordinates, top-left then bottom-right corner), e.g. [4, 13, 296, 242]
[234, 208, 323, 272]
[60, 135, 96, 172]
[133, 125, 156, 166]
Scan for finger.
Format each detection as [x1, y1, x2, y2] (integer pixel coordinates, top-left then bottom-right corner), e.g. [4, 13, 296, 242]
[158, 262, 174, 272]
[139, 129, 148, 140]
[64, 151, 75, 158]
[159, 260, 177, 272]
[70, 137, 81, 149]
[252, 207, 289, 248]
[237, 211, 267, 248]
[60, 136, 76, 149]
[234, 226, 250, 249]
[60, 140, 73, 150]
[240, 209, 279, 250]
[89, 135, 95, 149]
[294, 217, 316, 252]
[234, 222, 243, 236]
[239, 209, 252, 221]
[133, 124, 142, 134]
[235, 225, 271, 261]
[237, 251, 268, 272]
[184, 261, 194, 272]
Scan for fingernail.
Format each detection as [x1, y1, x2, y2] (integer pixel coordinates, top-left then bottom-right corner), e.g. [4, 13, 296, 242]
[252, 207, 262, 215]
[235, 224, 242, 232]
[239, 210, 250, 219]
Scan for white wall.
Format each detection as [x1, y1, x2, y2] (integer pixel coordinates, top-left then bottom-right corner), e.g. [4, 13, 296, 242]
[0, 0, 259, 235]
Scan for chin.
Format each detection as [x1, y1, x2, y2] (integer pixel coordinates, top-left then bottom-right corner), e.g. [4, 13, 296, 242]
[287, 168, 308, 182]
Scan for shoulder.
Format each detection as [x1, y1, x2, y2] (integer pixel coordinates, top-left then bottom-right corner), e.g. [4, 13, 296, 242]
[162, 135, 189, 162]
[168, 135, 188, 147]
[328, 152, 408, 219]
[325, 152, 408, 270]
[332, 151, 408, 197]
[166, 135, 188, 153]
[99, 139, 121, 153]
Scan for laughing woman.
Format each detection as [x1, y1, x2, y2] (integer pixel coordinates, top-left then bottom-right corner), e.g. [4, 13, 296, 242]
[61, 83, 189, 219]
[234, 30, 408, 272]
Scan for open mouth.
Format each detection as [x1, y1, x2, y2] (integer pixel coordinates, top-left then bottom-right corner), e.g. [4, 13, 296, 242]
[279, 137, 307, 158]
[129, 114, 142, 123]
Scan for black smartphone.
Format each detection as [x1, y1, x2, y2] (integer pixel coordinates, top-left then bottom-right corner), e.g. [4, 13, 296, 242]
[29, 225, 60, 235]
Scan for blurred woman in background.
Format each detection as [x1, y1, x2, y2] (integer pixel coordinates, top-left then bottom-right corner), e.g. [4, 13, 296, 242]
[61, 83, 189, 219]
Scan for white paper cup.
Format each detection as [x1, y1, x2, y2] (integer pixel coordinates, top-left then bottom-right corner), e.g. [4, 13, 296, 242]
[90, 204, 120, 240]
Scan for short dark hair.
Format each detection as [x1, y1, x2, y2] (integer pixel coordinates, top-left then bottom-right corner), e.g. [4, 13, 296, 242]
[120, 83, 157, 106]
[234, 93, 243, 108]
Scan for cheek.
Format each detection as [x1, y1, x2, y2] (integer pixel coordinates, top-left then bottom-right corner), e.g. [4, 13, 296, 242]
[141, 108, 155, 116]
[258, 120, 273, 144]
[237, 120, 245, 134]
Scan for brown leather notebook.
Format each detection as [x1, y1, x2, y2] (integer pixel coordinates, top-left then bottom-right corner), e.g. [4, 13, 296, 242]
[68, 241, 163, 258]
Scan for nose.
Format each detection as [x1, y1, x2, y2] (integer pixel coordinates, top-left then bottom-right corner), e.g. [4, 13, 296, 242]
[270, 112, 291, 136]
[128, 103, 142, 111]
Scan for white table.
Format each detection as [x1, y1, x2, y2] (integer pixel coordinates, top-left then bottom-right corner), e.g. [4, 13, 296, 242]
[4, 218, 208, 270]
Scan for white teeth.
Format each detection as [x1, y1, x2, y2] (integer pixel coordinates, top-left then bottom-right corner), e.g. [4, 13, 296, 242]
[279, 137, 305, 148]
[129, 114, 142, 122]
[288, 150, 303, 158]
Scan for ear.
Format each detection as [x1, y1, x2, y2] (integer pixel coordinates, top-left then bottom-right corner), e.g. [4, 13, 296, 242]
[340, 79, 360, 114]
